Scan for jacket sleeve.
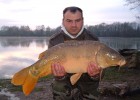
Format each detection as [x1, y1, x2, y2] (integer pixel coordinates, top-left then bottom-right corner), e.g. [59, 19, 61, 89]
[48, 39, 54, 48]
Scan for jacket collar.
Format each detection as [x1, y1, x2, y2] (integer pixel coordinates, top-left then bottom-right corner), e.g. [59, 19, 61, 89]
[61, 24, 84, 39]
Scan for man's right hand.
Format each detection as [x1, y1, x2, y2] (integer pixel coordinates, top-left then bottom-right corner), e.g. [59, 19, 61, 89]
[51, 62, 66, 77]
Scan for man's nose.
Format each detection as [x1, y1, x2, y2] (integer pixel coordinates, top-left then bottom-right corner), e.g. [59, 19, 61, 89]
[71, 21, 76, 27]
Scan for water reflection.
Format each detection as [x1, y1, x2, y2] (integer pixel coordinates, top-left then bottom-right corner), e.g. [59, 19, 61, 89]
[0, 37, 49, 79]
[0, 37, 49, 48]
[99, 37, 140, 50]
[0, 37, 140, 79]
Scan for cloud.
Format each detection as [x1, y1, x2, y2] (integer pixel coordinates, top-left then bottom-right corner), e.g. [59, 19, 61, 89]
[0, 0, 137, 29]
[0, 0, 14, 4]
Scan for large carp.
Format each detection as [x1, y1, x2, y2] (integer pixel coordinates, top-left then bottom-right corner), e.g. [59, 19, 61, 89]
[11, 40, 126, 96]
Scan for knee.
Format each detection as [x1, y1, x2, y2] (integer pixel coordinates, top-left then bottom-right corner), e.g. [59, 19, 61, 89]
[52, 80, 71, 93]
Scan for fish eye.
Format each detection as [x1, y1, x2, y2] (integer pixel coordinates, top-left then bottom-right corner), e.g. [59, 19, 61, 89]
[111, 55, 116, 59]
[106, 53, 116, 60]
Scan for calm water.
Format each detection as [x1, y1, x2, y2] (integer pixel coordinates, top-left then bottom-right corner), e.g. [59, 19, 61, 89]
[0, 37, 140, 79]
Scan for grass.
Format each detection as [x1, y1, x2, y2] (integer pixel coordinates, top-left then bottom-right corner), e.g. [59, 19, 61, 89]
[102, 66, 140, 82]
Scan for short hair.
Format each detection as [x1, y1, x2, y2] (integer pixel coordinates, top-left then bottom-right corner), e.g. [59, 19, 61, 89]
[63, 6, 83, 16]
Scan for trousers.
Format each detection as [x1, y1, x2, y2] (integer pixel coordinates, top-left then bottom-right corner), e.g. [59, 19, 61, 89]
[51, 74, 100, 100]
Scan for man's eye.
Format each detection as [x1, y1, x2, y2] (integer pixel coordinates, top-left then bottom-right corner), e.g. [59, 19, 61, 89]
[76, 19, 81, 22]
[66, 20, 72, 22]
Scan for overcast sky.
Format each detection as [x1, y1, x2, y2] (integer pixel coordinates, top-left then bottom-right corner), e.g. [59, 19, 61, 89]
[0, 0, 138, 29]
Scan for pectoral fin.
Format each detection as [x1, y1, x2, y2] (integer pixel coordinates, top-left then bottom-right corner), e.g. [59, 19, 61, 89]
[70, 73, 82, 85]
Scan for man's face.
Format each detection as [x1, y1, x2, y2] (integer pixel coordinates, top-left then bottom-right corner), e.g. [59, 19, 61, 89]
[63, 10, 83, 35]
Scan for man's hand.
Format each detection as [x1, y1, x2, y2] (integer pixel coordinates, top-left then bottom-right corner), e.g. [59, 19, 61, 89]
[51, 62, 66, 77]
[87, 62, 101, 77]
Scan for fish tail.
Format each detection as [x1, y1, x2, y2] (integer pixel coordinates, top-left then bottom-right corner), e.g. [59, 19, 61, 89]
[22, 60, 53, 95]
[11, 67, 29, 85]
[23, 72, 38, 96]
[11, 67, 38, 96]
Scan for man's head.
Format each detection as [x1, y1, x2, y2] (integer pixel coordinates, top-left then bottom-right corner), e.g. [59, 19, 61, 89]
[62, 6, 84, 35]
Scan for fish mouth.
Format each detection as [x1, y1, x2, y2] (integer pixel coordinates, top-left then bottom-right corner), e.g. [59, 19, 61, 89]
[119, 59, 126, 67]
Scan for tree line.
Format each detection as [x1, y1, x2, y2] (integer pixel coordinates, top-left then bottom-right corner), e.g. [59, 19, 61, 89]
[0, 22, 140, 37]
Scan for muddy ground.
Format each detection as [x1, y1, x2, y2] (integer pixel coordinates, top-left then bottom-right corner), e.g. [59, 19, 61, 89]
[0, 78, 53, 100]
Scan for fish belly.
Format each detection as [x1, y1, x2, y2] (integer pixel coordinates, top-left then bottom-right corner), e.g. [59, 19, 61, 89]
[62, 57, 93, 73]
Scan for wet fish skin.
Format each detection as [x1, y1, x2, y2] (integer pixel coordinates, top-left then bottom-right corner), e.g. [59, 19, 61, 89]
[11, 40, 126, 96]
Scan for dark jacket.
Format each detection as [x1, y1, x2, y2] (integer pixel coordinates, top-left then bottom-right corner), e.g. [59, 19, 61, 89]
[48, 28, 100, 82]
[48, 28, 99, 48]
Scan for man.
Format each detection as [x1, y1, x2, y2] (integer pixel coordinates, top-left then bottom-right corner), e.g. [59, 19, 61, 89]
[48, 6, 101, 100]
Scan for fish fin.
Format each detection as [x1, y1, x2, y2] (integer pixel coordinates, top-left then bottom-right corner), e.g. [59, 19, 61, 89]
[11, 67, 39, 95]
[64, 40, 77, 43]
[38, 50, 47, 59]
[11, 67, 29, 85]
[22, 60, 53, 95]
[23, 73, 38, 96]
[70, 73, 82, 85]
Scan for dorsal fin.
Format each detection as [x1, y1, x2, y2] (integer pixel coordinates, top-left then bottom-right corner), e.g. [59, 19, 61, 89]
[38, 50, 47, 59]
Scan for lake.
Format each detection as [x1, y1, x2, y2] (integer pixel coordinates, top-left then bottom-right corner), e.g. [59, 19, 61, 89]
[0, 37, 140, 79]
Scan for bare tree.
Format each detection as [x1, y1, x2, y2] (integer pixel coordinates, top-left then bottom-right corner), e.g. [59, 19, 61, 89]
[125, 0, 140, 19]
